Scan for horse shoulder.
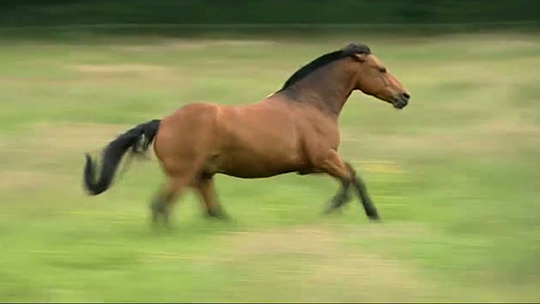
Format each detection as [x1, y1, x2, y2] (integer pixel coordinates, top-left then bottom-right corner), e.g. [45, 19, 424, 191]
[294, 106, 341, 152]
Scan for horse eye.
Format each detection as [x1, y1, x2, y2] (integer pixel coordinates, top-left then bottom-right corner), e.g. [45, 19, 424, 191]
[379, 67, 387, 73]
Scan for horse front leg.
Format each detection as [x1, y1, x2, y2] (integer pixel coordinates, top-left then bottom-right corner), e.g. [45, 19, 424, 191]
[312, 150, 380, 221]
[324, 178, 353, 214]
[297, 167, 352, 213]
[343, 162, 379, 220]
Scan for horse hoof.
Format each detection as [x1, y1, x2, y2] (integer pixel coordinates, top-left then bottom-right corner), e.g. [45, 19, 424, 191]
[368, 215, 381, 223]
[323, 200, 345, 215]
[322, 206, 334, 215]
[205, 209, 230, 221]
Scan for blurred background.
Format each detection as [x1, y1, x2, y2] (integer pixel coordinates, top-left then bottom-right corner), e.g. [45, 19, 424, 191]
[0, 0, 539, 302]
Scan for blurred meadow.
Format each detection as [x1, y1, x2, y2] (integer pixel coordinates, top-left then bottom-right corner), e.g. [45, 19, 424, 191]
[1, 9, 540, 302]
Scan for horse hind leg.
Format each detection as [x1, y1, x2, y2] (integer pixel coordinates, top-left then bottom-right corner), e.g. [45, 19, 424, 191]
[150, 166, 199, 227]
[194, 173, 229, 220]
[150, 178, 183, 227]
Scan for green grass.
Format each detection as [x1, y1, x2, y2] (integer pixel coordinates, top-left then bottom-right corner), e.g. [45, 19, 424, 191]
[0, 31, 540, 302]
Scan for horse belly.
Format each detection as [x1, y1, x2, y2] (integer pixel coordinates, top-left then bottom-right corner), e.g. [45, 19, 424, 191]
[217, 150, 302, 178]
[217, 154, 302, 178]
[215, 131, 305, 178]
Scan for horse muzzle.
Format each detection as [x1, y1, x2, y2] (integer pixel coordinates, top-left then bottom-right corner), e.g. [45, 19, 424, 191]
[392, 93, 410, 109]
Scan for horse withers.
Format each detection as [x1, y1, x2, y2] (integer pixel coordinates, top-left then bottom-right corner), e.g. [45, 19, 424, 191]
[83, 43, 411, 226]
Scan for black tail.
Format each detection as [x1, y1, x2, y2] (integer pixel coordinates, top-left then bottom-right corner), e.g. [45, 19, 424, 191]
[83, 119, 161, 196]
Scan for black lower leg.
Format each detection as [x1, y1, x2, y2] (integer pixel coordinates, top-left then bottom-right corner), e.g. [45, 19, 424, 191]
[324, 179, 352, 214]
[150, 195, 169, 226]
[352, 177, 380, 220]
[345, 163, 380, 221]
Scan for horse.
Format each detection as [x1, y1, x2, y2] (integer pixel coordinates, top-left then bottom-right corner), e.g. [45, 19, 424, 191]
[83, 43, 411, 226]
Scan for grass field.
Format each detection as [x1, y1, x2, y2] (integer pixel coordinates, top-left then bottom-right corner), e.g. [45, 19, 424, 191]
[0, 30, 539, 302]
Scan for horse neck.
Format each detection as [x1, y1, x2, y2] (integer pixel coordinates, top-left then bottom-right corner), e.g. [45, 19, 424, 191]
[281, 61, 357, 117]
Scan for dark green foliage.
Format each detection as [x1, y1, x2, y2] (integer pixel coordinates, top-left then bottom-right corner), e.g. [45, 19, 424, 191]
[0, 0, 538, 27]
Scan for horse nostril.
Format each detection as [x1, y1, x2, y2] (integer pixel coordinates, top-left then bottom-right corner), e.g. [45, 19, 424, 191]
[402, 93, 410, 100]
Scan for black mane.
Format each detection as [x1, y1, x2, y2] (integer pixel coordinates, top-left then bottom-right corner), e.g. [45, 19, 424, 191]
[277, 43, 371, 92]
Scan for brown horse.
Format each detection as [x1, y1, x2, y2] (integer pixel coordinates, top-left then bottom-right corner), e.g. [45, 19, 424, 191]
[83, 43, 410, 226]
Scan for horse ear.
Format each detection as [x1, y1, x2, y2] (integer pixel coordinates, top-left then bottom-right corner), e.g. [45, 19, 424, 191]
[352, 53, 367, 62]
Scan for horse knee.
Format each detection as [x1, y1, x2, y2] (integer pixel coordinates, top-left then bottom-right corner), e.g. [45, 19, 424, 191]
[344, 162, 357, 176]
